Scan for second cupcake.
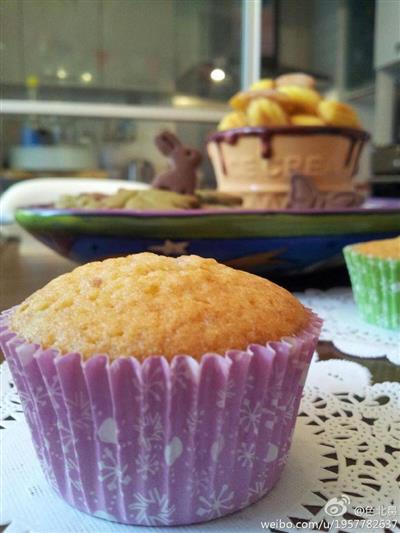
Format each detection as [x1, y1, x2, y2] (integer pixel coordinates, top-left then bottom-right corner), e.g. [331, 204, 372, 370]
[344, 236, 400, 330]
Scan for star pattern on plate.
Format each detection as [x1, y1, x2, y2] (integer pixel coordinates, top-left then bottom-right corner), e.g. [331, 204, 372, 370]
[148, 240, 189, 256]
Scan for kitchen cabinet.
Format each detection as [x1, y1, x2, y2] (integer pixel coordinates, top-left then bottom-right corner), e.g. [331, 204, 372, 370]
[0, 0, 239, 98]
[0, 0, 24, 84]
[22, 0, 101, 86]
[345, 0, 375, 90]
[174, 0, 211, 87]
[278, 0, 314, 72]
[102, 0, 175, 93]
[374, 0, 400, 69]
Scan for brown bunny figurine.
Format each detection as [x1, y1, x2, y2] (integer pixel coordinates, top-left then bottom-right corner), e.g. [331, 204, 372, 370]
[287, 174, 364, 209]
[152, 130, 202, 195]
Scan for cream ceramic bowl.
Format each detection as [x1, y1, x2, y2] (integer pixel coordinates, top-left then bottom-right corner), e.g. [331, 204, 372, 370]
[207, 126, 369, 209]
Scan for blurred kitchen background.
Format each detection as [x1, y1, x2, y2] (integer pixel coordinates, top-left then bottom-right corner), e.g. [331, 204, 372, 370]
[0, 0, 399, 196]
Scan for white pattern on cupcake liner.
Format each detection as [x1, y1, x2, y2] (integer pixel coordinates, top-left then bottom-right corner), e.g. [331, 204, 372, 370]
[0, 309, 321, 526]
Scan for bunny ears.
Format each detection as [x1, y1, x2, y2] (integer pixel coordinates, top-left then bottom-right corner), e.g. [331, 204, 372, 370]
[155, 131, 182, 156]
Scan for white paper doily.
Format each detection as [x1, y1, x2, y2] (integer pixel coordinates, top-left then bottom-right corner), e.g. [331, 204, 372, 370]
[297, 288, 400, 365]
[2, 359, 399, 533]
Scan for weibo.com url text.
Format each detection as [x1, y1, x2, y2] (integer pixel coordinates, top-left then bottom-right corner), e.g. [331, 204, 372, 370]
[260, 518, 397, 529]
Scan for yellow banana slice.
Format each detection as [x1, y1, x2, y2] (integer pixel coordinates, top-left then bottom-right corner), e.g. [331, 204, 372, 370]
[277, 85, 321, 114]
[249, 78, 275, 90]
[290, 114, 325, 126]
[318, 100, 360, 128]
[229, 88, 293, 112]
[217, 111, 248, 131]
[276, 72, 315, 88]
[247, 98, 288, 126]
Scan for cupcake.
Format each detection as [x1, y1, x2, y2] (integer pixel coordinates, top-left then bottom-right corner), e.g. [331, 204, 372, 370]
[208, 73, 369, 209]
[344, 236, 400, 330]
[0, 253, 321, 526]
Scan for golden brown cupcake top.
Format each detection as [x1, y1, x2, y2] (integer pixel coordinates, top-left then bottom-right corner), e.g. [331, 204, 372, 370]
[11, 253, 309, 361]
[351, 236, 400, 260]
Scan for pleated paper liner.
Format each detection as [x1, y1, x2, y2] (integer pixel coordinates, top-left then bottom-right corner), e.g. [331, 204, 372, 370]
[344, 246, 400, 330]
[0, 310, 321, 526]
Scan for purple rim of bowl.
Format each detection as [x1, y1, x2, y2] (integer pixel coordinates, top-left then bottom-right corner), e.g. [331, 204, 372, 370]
[207, 125, 371, 143]
[16, 197, 400, 218]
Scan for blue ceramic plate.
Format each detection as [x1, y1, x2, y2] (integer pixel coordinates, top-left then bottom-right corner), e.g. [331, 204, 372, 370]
[15, 198, 400, 276]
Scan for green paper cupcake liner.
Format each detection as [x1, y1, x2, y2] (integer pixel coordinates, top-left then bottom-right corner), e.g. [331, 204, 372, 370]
[344, 245, 400, 330]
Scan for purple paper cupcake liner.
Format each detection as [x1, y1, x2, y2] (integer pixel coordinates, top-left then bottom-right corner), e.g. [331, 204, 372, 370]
[0, 308, 321, 526]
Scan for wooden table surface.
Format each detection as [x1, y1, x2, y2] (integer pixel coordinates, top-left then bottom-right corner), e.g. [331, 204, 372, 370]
[1, 236, 75, 310]
[1, 231, 75, 360]
[1, 229, 399, 531]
